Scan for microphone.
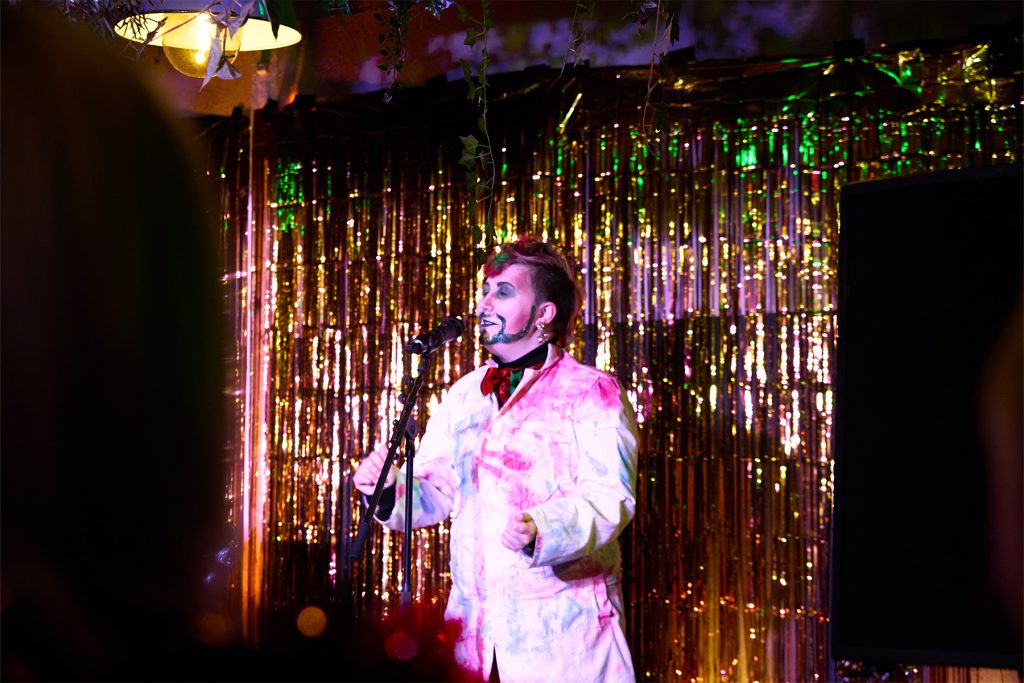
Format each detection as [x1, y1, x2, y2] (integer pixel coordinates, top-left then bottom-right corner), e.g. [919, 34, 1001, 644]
[404, 316, 465, 354]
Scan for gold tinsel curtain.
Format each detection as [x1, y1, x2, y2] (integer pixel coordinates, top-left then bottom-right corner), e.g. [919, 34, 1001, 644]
[211, 41, 1020, 681]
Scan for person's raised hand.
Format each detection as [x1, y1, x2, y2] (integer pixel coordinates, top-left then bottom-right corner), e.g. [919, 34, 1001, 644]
[353, 444, 397, 496]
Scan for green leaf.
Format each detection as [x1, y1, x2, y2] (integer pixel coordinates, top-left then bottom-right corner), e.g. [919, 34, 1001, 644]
[456, 3, 468, 22]
[460, 59, 472, 82]
[264, 0, 297, 40]
[668, 0, 681, 44]
[655, 105, 670, 136]
[464, 27, 477, 46]
[459, 134, 479, 151]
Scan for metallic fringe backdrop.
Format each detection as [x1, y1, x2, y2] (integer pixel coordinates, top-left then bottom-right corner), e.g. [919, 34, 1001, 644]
[206, 41, 1020, 681]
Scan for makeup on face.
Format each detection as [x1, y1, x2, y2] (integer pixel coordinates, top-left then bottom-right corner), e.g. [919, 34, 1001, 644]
[476, 264, 549, 363]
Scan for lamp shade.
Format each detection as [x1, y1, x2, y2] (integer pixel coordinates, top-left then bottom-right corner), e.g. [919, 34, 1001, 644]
[113, 0, 301, 51]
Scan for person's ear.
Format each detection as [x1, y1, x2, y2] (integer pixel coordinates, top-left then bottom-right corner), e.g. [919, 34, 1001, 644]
[537, 301, 557, 326]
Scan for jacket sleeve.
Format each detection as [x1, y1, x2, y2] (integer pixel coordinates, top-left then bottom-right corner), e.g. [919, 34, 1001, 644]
[522, 375, 639, 567]
[376, 390, 458, 531]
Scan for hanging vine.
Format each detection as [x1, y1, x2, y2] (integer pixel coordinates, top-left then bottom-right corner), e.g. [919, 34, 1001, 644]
[627, 0, 684, 154]
[371, 0, 453, 102]
[374, 0, 413, 102]
[59, 0, 153, 47]
[563, 0, 596, 73]
[455, 0, 496, 248]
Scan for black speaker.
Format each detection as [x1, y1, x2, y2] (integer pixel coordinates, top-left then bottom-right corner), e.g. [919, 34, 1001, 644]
[831, 163, 1023, 669]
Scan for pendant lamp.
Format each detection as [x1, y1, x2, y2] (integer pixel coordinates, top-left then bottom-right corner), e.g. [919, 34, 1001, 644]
[114, 0, 301, 79]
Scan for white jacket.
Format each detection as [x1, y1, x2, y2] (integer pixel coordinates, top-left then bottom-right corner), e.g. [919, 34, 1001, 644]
[379, 346, 639, 682]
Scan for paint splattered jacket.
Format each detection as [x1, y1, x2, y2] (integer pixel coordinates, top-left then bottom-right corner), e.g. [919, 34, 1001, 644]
[378, 345, 639, 682]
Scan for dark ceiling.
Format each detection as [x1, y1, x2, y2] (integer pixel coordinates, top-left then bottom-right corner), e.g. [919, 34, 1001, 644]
[139, 0, 1021, 115]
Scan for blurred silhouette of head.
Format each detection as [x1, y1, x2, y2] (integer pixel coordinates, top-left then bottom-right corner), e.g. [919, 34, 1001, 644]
[1, 5, 224, 679]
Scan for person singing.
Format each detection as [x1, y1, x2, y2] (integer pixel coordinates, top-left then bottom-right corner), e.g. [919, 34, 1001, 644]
[354, 237, 638, 682]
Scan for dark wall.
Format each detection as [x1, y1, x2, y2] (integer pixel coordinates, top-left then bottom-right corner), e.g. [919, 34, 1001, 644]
[832, 164, 1023, 668]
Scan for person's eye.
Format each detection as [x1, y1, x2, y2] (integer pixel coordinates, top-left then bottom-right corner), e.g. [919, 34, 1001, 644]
[496, 286, 514, 298]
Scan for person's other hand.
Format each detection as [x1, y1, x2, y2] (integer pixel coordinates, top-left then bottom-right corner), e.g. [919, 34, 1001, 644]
[501, 512, 538, 551]
[353, 445, 397, 496]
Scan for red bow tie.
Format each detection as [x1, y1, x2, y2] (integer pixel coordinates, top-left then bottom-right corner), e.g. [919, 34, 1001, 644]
[481, 363, 542, 408]
[481, 367, 517, 408]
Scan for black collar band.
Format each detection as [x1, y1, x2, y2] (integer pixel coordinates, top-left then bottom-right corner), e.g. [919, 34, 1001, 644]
[493, 343, 549, 370]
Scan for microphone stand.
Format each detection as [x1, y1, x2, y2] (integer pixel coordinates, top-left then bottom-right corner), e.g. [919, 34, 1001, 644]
[349, 347, 436, 611]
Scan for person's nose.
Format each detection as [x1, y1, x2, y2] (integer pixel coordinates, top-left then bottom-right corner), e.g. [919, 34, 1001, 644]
[476, 291, 494, 316]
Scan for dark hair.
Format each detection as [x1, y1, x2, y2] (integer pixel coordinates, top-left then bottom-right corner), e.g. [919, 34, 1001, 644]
[483, 237, 583, 346]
